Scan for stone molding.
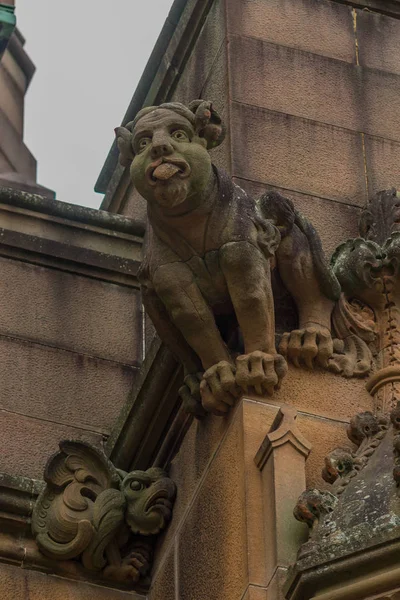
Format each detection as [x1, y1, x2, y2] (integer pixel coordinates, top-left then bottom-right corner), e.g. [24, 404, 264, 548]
[255, 405, 312, 470]
[256, 405, 312, 576]
[0, 186, 143, 286]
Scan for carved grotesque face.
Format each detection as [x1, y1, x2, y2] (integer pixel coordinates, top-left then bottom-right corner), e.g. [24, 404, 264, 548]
[121, 467, 176, 535]
[130, 108, 212, 210]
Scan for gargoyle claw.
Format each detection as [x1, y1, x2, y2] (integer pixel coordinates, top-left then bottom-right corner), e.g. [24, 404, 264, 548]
[235, 351, 287, 395]
[179, 372, 206, 418]
[200, 361, 240, 415]
[279, 326, 333, 369]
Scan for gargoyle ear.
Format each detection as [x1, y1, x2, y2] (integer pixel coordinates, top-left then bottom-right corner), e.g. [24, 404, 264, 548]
[115, 123, 134, 167]
[188, 100, 226, 150]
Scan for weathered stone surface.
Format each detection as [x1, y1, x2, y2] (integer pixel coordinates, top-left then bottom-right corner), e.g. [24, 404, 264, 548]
[0, 409, 104, 479]
[120, 184, 147, 226]
[230, 37, 359, 131]
[259, 365, 373, 423]
[243, 585, 268, 600]
[230, 36, 400, 143]
[365, 135, 400, 197]
[0, 335, 137, 433]
[0, 256, 142, 365]
[357, 9, 400, 76]
[177, 407, 247, 600]
[154, 405, 237, 571]
[296, 415, 349, 489]
[231, 102, 367, 206]
[243, 400, 279, 586]
[226, 0, 356, 63]
[235, 179, 360, 257]
[171, 0, 226, 105]
[0, 562, 142, 600]
[148, 546, 176, 600]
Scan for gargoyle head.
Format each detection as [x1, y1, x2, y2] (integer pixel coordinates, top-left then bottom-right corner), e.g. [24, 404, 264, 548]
[322, 447, 354, 484]
[121, 467, 176, 536]
[115, 100, 225, 211]
[331, 238, 383, 296]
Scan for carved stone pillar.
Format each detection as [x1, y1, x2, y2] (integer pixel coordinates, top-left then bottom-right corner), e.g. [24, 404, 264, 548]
[255, 405, 311, 591]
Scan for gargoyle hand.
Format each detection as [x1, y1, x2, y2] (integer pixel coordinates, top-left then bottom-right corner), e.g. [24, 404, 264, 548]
[279, 325, 334, 369]
[235, 351, 287, 395]
[200, 361, 241, 415]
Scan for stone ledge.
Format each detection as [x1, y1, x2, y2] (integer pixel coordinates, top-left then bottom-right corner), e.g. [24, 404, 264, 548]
[0, 186, 143, 285]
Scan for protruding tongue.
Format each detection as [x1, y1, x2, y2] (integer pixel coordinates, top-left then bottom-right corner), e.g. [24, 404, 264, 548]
[153, 163, 180, 180]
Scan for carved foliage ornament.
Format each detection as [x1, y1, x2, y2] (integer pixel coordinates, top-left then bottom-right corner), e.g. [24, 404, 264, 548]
[32, 440, 176, 584]
[294, 410, 393, 548]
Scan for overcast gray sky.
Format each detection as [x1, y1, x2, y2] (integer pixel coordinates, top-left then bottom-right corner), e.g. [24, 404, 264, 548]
[16, 1, 174, 208]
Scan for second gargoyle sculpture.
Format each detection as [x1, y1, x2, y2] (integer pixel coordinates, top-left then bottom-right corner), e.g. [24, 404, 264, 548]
[115, 100, 363, 416]
[32, 440, 176, 585]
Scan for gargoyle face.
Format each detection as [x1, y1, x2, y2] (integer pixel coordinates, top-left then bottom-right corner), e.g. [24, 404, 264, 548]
[121, 467, 176, 536]
[331, 238, 382, 295]
[129, 108, 212, 210]
[322, 448, 354, 484]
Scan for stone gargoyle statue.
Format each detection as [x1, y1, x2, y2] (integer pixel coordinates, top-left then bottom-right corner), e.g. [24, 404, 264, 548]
[115, 100, 352, 416]
[32, 440, 176, 584]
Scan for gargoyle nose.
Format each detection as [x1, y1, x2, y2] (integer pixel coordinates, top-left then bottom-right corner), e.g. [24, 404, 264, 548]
[151, 139, 174, 159]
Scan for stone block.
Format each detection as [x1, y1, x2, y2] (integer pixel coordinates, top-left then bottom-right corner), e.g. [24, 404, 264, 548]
[0, 336, 137, 434]
[234, 178, 360, 257]
[365, 135, 400, 196]
[296, 413, 349, 489]
[0, 409, 104, 479]
[0, 62, 23, 134]
[171, 0, 226, 105]
[247, 365, 373, 424]
[231, 102, 367, 206]
[120, 184, 147, 228]
[230, 36, 400, 143]
[149, 545, 176, 600]
[177, 407, 248, 600]
[154, 404, 237, 571]
[230, 36, 360, 133]
[227, 0, 356, 64]
[243, 400, 280, 587]
[357, 9, 400, 76]
[0, 562, 142, 600]
[0, 256, 142, 365]
[244, 586, 268, 600]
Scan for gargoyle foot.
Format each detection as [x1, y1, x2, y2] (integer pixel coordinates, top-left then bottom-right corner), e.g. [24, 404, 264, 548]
[103, 544, 151, 583]
[328, 336, 372, 377]
[235, 351, 287, 395]
[179, 372, 206, 418]
[200, 361, 240, 415]
[279, 325, 333, 369]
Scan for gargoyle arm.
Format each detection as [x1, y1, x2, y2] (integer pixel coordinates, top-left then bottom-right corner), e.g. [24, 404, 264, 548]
[142, 285, 203, 375]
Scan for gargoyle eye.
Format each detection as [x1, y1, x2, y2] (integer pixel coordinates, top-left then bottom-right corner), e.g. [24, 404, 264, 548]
[171, 130, 189, 142]
[137, 137, 151, 153]
[337, 462, 344, 472]
[130, 480, 144, 492]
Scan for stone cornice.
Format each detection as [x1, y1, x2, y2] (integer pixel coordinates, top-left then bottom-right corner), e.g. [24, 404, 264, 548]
[0, 186, 143, 286]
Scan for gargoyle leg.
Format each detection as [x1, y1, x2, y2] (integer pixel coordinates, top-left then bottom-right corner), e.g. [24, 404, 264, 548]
[219, 241, 275, 354]
[142, 286, 202, 375]
[276, 224, 334, 331]
[152, 262, 232, 370]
